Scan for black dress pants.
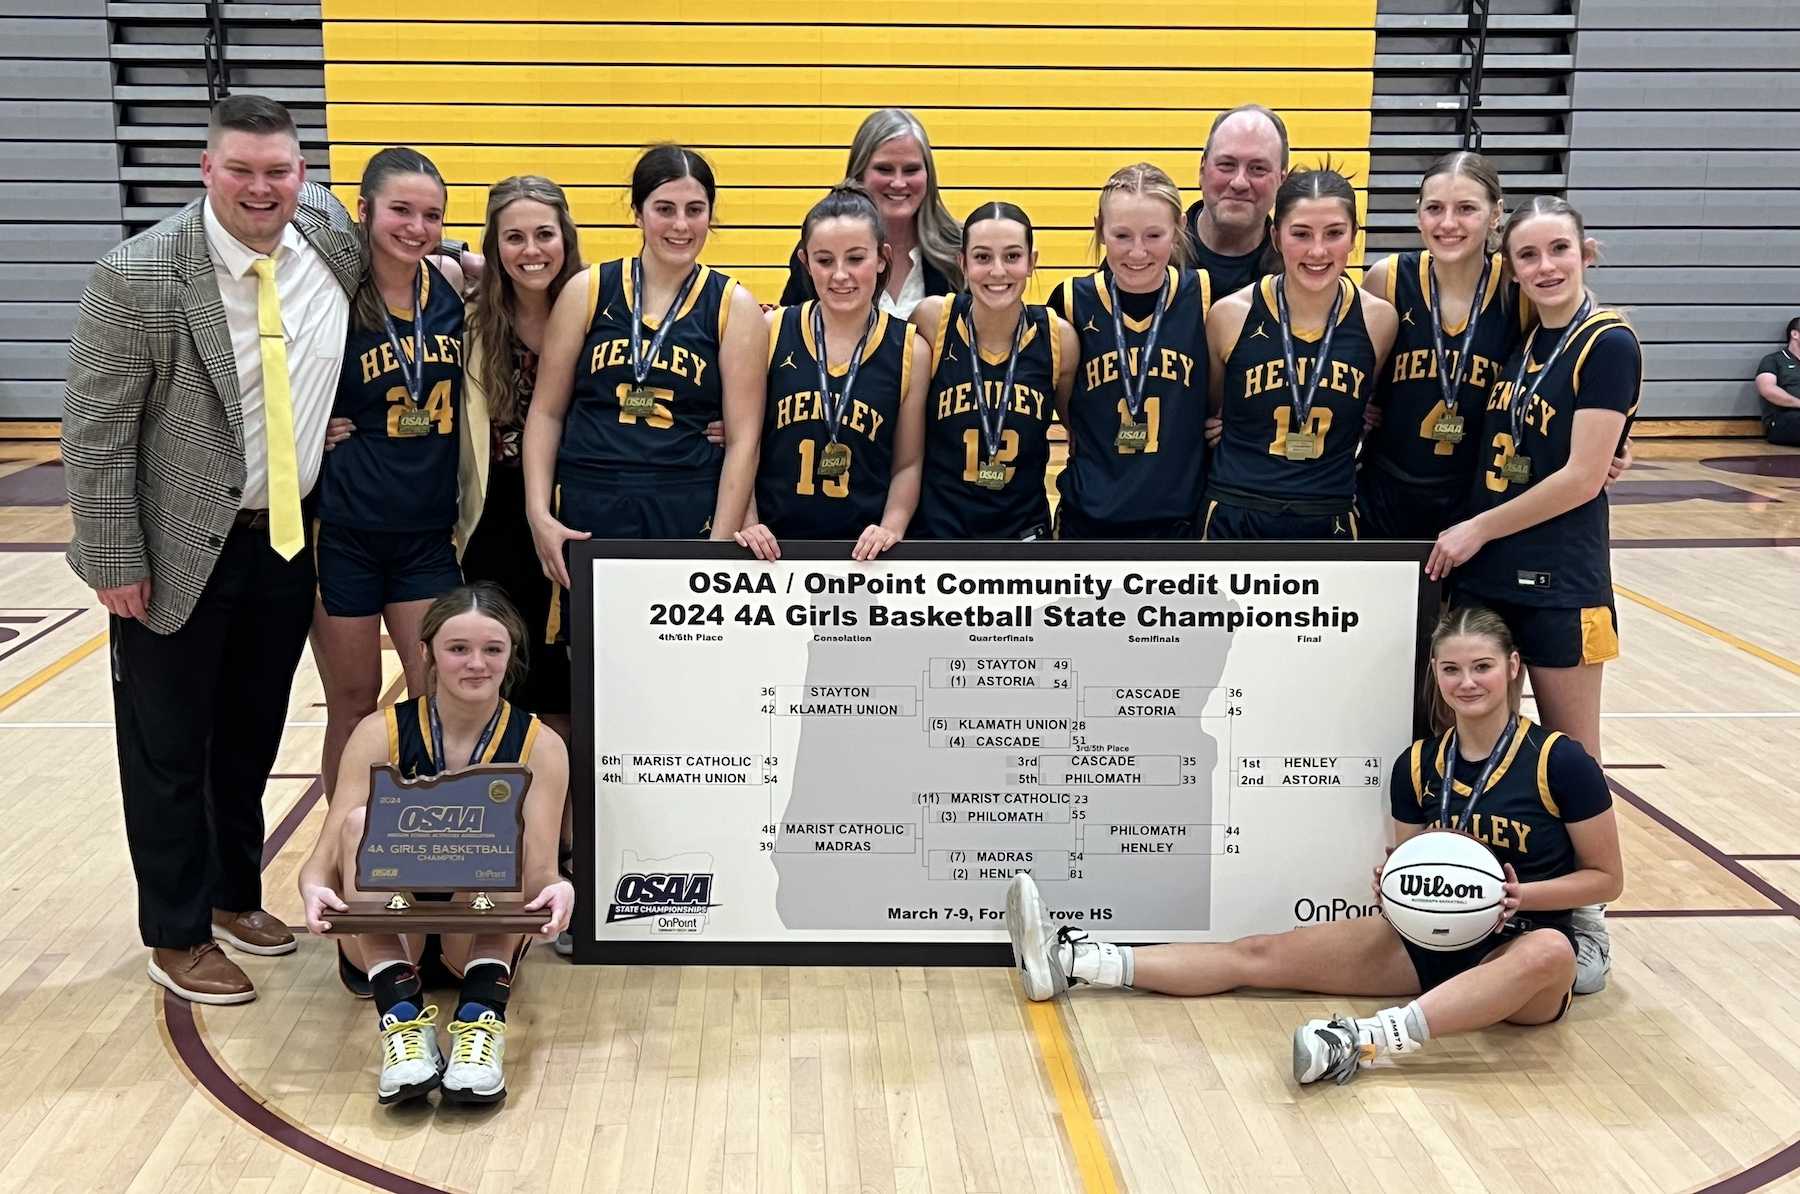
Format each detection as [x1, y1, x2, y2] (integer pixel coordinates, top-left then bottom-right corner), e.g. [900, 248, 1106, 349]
[111, 519, 316, 948]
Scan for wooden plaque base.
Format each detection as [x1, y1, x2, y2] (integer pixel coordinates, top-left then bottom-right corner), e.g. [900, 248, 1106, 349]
[324, 901, 551, 936]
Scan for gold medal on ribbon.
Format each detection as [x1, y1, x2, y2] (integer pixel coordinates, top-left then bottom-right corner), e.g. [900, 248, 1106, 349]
[1115, 422, 1149, 453]
[1429, 414, 1466, 444]
[975, 463, 1009, 490]
[394, 407, 433, 437]
[1283, 432, 1320, 461]
[1502, 454, 1532, 484]
[620, 385, 658, 415]
[818, 441, 851, 477]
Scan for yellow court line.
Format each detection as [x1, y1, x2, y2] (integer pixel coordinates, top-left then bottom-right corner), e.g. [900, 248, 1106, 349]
[1024, 996, 1122, 1194]
[1614, 584, 1800, 680]
[0, 629, 107, 716]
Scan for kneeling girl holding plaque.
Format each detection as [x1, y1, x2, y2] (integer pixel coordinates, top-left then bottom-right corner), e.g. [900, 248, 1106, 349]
[299, 583, 573, 1106]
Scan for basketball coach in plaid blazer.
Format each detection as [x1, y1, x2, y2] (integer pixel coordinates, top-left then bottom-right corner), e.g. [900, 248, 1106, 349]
[62, 96, 359, 1004]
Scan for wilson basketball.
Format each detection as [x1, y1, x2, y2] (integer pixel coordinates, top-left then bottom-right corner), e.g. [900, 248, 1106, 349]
[1379, 829, 1507, 952]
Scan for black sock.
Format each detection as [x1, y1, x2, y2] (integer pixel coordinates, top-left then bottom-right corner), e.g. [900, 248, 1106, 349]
[456, 962, 511, 1023]
[371, 962, 424, 1021]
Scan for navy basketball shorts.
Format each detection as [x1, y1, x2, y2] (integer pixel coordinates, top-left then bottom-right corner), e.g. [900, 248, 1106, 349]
[315, 522, 462, 618]
[547, 472, 719, 644]
[1202, 499, 1355, 541]
[1354, 466, 1465, 541]
[1455, 592, 1622, 669]
[1400, 913, 1577, 1019]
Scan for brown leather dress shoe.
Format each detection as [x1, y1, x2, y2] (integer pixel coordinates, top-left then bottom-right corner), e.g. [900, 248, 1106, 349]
[149, 942, 255, 1005]
[211, 908, 298, 956]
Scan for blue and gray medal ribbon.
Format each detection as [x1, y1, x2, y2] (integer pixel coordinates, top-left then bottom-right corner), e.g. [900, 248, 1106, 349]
[1106, 269, 1167, 420]
[1426, 251, 1493, 418]
[811, 301, 877, 448]
[429, 697, 505, 769]
[964, 294, 1027, 464]
[1273, 274, 1341, 453]
[379, 263, 428, 406]
[628, 257, 700, 388]
[1504, 295, 1592, 450]
[1438, 714, 1519, 832]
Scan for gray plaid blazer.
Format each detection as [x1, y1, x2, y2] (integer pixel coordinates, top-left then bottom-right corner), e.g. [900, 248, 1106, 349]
[62, 182, 361, 634]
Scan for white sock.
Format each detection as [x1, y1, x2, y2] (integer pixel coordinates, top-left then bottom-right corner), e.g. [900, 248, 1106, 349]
[465, 957, 511, 975]
[1356, 1001, 1429, 1057]
[1059, 938, 1133, 988]
[367, 958, 408, 981]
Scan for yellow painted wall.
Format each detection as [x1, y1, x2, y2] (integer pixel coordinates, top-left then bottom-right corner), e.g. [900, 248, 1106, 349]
[324, 2, 1376, 304]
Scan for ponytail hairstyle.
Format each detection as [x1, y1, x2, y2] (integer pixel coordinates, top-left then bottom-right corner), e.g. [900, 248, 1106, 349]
[961, 200, 1036, 251]
[798, 181, 891, 294]
[1425, 604, 1524, 733]
[629, 143, 717, 217]
[1089, 162, 1193, 268]
[418, 582, 530, 698]
[1418, 150, 1505, 252]
[843, 109, 963, 289]
[1265, 159, 1359, 277]
[352, 146, 447, 332]
[466, 175, 583, 429]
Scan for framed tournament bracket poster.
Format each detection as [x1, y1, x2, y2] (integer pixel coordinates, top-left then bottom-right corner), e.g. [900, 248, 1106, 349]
[568, 541, 1437, 965]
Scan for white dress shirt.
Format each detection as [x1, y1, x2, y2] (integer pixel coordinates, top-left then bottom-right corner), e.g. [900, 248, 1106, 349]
[203, 197, 350, 509]
[878, 246, 927, 320]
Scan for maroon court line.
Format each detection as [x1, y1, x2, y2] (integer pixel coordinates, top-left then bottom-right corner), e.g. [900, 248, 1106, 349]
[1603, 763, 1665, 771]
[164, 772, 460, 1194]
[1613, 537, 1800, 550]
[1609, 909, 1790, 919]
[1695, 1142, 1800, 1194]
[1733, 855, 1800, 862]
[1608, 776, 1800, 916]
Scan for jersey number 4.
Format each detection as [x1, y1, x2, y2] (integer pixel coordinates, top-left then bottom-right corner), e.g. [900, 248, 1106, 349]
[384, 380, 453, 436]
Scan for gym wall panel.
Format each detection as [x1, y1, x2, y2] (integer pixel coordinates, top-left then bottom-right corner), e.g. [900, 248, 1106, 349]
[322, 1, 1379, 303]
[1569, 2, 1800, 419]
[0, 12, 118, 422]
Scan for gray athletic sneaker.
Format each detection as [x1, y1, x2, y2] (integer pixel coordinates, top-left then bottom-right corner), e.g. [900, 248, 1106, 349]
[1005, 873, 1068, 1000]
[1570, 903, 1610, 994]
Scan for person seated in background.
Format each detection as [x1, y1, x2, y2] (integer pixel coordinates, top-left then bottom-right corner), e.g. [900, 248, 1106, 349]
[1754, 318, 1800, 447]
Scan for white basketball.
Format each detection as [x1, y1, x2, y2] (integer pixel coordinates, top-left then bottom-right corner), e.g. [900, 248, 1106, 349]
[1379, 829, 1506, 952]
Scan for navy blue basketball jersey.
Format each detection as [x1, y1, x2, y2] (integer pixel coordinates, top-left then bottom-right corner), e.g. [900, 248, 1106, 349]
[1390, 718, 1610, 887]
[558, 259, 736, 483]
[1054, 266, 1212, 530]
[1456, 310, 1641, 608]
[755, 302, 911, 538]
[1210, 275, 1377, 509]
[317, 261, 465, 532]
[1365, 251, 1525, 487]
[386, 695, 542, 780]
[911, 298, 1061, 539]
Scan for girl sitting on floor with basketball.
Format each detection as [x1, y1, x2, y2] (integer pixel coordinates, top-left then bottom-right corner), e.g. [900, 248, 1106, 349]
[1006, 603, 1623, 1086]
[299, 583, 573, 1106]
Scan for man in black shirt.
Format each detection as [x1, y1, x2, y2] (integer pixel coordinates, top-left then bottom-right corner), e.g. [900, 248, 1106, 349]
[1754, 317, 1800, 446]
[1184, 104, 1287, 296]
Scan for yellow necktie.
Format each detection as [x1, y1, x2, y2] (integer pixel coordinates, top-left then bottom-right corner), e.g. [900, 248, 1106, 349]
[250, 256, 304, 559]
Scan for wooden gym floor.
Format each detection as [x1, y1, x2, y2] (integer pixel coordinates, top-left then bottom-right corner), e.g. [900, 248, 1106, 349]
[0, 437, 1797, 1193]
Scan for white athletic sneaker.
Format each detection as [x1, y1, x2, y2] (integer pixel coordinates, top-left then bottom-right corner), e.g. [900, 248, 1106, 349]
[1570, 904, 1611, 995]
[1292, 1016, 1375, 1086]
[442, 1011, 508, 1104]
[1005, 873, 1069, 1000]
[377, 1004, 443, 1105]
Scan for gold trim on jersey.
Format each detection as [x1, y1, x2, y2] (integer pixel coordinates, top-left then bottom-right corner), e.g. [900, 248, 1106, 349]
[766, 306, 785, 367]
[480, 702, 513, 764]
[585, 267, 601, 329]
[1091, 266, 1180, 332]
[1409, 739, 1426, 804]
[957, 310, 1041, 366]
[1382, 253, 1399, 305]
[622, 258, 713, 330]
[930, 298, 955, 372]
[384, 704, 400, 766]
[1256, 274, 1355, 343]
[1197, 268, 1214, 320]
[1570, 314, 1636, 410]
[717, 276, 737, 338]
[1047, 308, 1065, 389]
[384, 261, 432, 321]
[1536, 730, 1564, 816]
[519, 715, 542, 765]
[899, 319, 915, 405]
[797, 301, 890, 376]
[1417, 250, 1505, 336]
[1431, 716, 1535, 797]
[415, 697, 435, 767]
